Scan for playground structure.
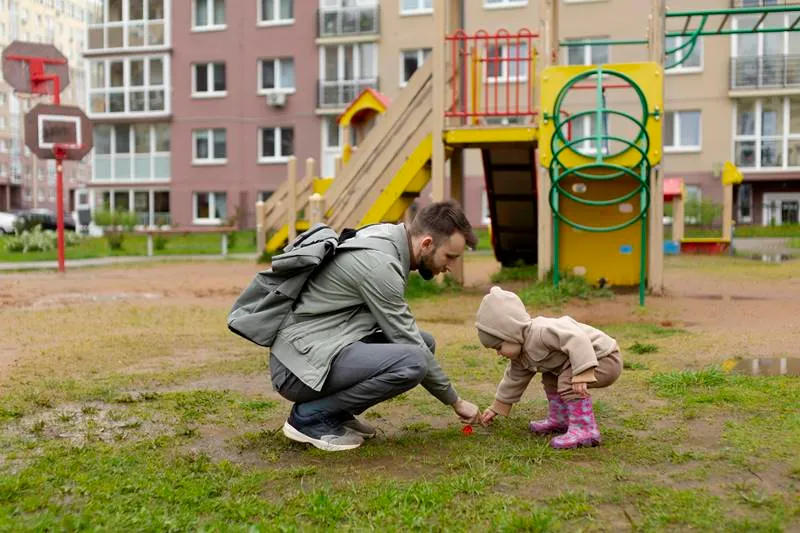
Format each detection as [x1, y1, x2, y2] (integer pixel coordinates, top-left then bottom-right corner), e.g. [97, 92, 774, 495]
[255, 0, 800, 305]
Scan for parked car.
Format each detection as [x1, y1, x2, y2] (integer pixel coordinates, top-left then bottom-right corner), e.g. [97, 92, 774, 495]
[0, 211, 18, 234]
[13, 208, 76, 232]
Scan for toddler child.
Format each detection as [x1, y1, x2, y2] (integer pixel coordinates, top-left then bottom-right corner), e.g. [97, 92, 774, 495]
[475, 286, 622, 449]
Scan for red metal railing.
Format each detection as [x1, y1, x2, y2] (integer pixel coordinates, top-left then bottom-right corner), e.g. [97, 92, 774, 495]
[445, 29, 539, 122]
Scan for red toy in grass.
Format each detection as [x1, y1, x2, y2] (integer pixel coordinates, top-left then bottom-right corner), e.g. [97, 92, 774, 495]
[462, 424, 474, 436]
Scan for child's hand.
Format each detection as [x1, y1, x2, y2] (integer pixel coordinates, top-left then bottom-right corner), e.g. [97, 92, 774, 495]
[572, 382, 589, 397]
[480, 408, 497, 426]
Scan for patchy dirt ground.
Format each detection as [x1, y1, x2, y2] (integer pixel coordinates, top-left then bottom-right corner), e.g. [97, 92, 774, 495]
[2, 254, 799, 381]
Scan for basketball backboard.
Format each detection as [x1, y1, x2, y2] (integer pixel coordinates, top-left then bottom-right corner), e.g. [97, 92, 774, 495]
[24, 103, 93, 160]
[2, 41, 70, 94]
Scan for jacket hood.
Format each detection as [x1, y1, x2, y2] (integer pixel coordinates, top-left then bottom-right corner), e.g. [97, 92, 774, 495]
[475, 286, 532, 346]
[354, 223, 410, 274]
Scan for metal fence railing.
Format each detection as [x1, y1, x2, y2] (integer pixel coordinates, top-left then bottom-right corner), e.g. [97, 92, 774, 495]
[317, 5, 379, 38]
[730, 55, 800, 89]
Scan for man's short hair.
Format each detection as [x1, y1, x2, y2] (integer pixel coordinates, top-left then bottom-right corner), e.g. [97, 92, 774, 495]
[408, 200, 479, 250]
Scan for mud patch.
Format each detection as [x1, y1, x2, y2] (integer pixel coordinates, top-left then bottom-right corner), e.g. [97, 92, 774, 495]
[5, 401, 169, 447]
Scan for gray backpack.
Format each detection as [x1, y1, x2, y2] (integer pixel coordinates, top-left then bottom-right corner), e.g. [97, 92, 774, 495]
[227, 223, 392, 347]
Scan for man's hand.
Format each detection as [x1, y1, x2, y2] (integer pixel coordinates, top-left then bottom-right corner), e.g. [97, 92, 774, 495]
[572, 382, 588, 397]
[452, 398, 480, 424]
[480, 408, 497, 426]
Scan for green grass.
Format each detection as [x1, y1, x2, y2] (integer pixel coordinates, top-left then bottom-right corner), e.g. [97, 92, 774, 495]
[790, 237, 800, 249]
[1, 259, 799, 530]
[0, 231, 257, 262]
[473, 227, 492, 252]
[519, 273, 614, 308]
[490, 260, 538, 283]
[404, 272, 462, 300]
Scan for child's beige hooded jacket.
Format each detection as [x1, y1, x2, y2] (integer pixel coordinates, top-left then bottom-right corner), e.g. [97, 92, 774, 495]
[475, 286, 618, 415]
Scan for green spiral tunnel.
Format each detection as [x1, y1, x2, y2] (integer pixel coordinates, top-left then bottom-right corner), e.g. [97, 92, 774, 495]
[544, 67, 657, 305]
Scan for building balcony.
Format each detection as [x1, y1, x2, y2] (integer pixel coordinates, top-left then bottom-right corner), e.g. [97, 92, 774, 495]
[317, 5, 379, 39]
[318, 79, 379, 109]
[86, 21, 169, 54]
[731, 55, 800, 91]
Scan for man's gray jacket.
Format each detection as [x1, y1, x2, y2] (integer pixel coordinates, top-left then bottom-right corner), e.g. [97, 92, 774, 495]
[270, 222, 459, 405]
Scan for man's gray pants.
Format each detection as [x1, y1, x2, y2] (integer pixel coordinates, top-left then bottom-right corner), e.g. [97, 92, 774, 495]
[269, 331, 435, 418]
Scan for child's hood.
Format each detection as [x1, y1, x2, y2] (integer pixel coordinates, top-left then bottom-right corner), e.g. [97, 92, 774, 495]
[475, 286, 532, 345]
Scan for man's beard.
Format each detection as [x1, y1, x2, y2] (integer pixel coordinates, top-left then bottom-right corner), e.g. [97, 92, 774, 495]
[418, 252, 436, 280]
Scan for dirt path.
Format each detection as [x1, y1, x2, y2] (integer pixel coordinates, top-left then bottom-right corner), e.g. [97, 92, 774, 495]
[2, 255, 798, 381]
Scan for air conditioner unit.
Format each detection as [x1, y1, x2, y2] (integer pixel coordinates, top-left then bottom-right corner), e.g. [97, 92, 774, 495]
[266, 92, 287, 107]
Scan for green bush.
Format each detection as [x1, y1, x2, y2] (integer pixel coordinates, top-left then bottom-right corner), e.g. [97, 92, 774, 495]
[4, 226, 81, 253]
[154, 234, 169, 251]
[93, 209, 138, 251]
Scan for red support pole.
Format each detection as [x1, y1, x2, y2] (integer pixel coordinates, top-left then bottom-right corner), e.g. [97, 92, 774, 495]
[55, 154, 65, 273]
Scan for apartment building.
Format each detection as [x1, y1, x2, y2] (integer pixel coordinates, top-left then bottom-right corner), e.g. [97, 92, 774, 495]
[82, 0, 800, 229]
[0, 0, 96, 213]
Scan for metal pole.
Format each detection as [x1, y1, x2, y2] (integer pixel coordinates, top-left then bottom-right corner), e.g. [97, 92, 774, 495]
[53, 76, 65, 273]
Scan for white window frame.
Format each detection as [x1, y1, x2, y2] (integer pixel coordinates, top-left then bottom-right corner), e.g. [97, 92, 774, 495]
[485, 42, 529, 83]
[258, 126, 294, 164]
[762, 192, 800, 226]
[92, 123, 171, 183]
[732, 10, 794, 59]
[192, 128, 227, 165]
[733, 96, 800, 171]
[257, 58, 296, 94]
[192, 62, 227, 98]
[574, 114, 609, 156]
[257, 0, 295, 27]
[86, 54, 170, 117]
[666, 36, 703, 74]
[564, 40, 610, 66]
[319, 43, 378, 107]
[664, 110, 702, 153]
[484, 0, 528, 9]
[86, 0, 170, 52]
[192, 0, 226, 32]
[193, 191, 227, 225]
[399, 48, 431, 87]
[400, 0, 432, 15]
[321, 117, 341, 178]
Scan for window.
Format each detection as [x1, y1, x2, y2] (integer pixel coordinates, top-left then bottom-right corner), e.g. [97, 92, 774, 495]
[737, 183, 752, 222]
[401, 0, 432, 14]
[574, 113, 609, 156]
[400, 48, 431, 86]
[193, 192, 227, 223]
[0, 93, 5, 106]
[565, 39, 610, 66]
[258, 58, 295, 93]
[259, 0, 294, 25]
[664, 111, 701, 152]
[486, 43, 529, 82]
[192, 62, 226, 97]
[193, 128, 227, 164]
[319, 43, 378, 107]
[88, 55, 169, 116]
[735, 96, 800, 169]
[259, 127, 294, 162]
[92, 123, 171, 181]
[484, 0, 527, 8]
[87, 0, 166, 51]
[321, 117, 341, 177]
[666, 36, 703, 73]
[193, 0, 226, 30]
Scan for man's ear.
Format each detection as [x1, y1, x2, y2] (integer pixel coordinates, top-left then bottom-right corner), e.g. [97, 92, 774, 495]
[420, 235, 434, 250]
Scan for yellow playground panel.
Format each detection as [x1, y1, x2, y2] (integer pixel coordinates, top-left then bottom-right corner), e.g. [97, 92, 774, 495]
[538, 61, 664, 289]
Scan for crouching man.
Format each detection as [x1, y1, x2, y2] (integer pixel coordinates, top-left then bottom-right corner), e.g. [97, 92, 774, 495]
[270, 200, 482, 451]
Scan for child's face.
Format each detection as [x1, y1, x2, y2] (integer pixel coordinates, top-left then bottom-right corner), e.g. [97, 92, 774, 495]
[496, 341, 522, 359]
